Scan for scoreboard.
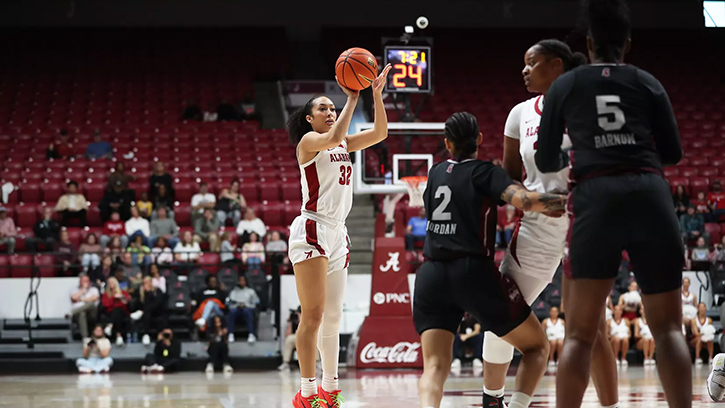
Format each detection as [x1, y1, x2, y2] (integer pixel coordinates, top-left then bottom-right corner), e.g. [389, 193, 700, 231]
[383, 46, 432, 93]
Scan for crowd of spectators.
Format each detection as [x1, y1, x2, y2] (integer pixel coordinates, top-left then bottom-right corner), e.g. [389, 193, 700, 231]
[673, 179, 725, 272]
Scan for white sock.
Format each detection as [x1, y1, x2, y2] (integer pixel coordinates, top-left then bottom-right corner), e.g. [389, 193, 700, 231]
[601, 404, 619, 408]
[484, 386, 505, 398]
[301, 377, 317, 398]
[509, 392, 532, 408]
[321, 373, 339, 392]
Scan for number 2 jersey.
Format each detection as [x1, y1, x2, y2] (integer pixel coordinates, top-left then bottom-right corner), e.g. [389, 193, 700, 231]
[423, 159, 515, 261]
[535, 64, 682, 181]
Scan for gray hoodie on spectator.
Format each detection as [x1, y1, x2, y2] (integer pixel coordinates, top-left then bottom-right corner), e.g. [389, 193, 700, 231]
[227, 285, 260, 308]
[151, 218, 178, 237]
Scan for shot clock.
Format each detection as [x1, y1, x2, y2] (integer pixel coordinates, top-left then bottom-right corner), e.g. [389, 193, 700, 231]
[383, 46, 432, 93]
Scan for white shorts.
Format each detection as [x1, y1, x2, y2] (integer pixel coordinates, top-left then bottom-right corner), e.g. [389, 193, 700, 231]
[288, 215, 350, 274]
[547, 331, 565, 341]
[499, 212, 569, 304]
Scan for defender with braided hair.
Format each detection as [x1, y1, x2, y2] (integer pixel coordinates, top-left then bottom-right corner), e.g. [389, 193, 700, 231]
[414, 112, 567, 408]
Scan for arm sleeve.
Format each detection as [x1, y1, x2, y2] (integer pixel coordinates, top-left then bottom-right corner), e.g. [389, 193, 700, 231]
[535, 72, 575, 173]
[471, 162, 515, 203]
[503, 102, 524, 140]
[638, 70, 682, 166]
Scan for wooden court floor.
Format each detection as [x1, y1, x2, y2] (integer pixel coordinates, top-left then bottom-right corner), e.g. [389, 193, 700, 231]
[0, 365, 717, 407]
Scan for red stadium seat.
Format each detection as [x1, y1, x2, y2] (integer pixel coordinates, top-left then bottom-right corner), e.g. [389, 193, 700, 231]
[42, 183, 64, 202]
[701, 167, 720, 178]
[690, 177, 710, 195]
[0, 255, 10, 278]
[668, 177, 689, 193]
[9, 254, 33, 278]
[663, 168, 679, 178]
[66, 228, 83, 246]
[19, 181, 42, 203]
[84, 182, 106, 202]
[259, 181, 280, 201]
[198, 253, 220, 275]
[283, 202, 301, 225]
[15, 205, 37, 228]
[262, 202, 284, 228]
[174, 204, 192, 227]
[689, 157, 709, 167]
[281, 182, 301, 202]
[175, 181, 196, 202]
[679, 167, 698, 177]
[87, 206, 102, 227]
[705, 223, 721, 245]
[34, 254, 56, 277]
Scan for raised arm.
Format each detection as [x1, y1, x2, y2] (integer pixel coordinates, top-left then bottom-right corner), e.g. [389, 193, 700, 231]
[346, 64, 393, 153]
[499, 182, 566, 213]
[298, 81, 361, 154]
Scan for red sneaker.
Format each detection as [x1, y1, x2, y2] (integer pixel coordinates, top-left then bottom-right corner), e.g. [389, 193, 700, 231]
[292, 391, 327, 408]
[318, 386, 345, 408]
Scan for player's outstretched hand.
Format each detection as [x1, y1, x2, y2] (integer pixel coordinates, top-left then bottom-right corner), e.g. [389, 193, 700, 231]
[372, 64, 392, 96]
[335, 76, 359, 99]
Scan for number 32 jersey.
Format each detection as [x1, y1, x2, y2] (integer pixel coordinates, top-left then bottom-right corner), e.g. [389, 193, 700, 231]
[299, 139, 353, 223]
[423, 159, 514, 261]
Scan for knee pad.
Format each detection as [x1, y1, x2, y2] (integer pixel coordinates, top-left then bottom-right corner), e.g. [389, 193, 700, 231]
[483, 332, 515, 364]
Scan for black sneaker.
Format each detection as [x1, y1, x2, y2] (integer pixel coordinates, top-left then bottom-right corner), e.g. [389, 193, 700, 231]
[482, 393, 507, 408]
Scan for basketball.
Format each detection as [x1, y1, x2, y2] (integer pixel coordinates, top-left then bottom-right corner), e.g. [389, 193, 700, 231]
[335, 47, 378, 91]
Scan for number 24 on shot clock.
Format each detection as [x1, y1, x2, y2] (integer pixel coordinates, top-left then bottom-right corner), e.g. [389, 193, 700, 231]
[384, 46, 432, 93]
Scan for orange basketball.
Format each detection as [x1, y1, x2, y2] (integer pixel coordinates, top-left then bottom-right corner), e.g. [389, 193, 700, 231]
[335, 47, 378, 91]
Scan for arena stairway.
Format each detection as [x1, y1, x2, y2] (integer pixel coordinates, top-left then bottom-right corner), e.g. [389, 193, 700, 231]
[347, 195, 375, 275]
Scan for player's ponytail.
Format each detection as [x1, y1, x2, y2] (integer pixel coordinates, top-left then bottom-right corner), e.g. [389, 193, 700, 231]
[536, 39, 588, 72]
[287, 96, 319, 145]
[585, 0, 631, 63]
[444, 112, 479, 160]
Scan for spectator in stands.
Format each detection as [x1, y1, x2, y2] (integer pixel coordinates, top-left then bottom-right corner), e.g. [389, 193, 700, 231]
[496, 205, 519, 248]
[131, 277, 167, 346]
[216, 100, 238, 122]
[0, 207, 16, 254]
[142, 327, 181, 373]
[182, 100, 203, 121]
[192, 274, 227, 330]
[690, 237, 710, 271]
[691, 302, 715, 365]
[205, 315, 233, 374]
[113, 267, 131, 292]
[672, 185, 689, 218]
[242, 232, 265, 273]
[28, 207, 60, 253]
[149, 161, 174, 204]
[78, 233, 102, 272]
[76, 325, 113, 374]
[56, 229, 78, 274]
[713, 236, 725, 272]
[607, 305, 631, 367]
[226, 276, 260, 343]
[680, 205, 707, 244]
[99, 181, 132, 222]
[709, 180, 725, 220]
[152, 184, 175, 220]
[450, 313, 483, 370]
[277, 306, 301, 371]
[203, 103, 218, 122]
[85, 130, 113, 160]
[101, 276, 130, 346]
[194, 208, 221, 252]
[692, 191, 712, 221]
[70, 273, 101, 341]
[151, 237, 174, 266]
[136, 192, 153, 219]
[617, 281, 641, 321]
[682, 277, 698, 326]
[216, 180, 245, 226]
[107, 161, 134, 192]
[55, 181, 88, 226]
[219, 232, 238, 264]
[634, 307, 655, 366]
[542, 306, 565, 367]
[266, 231, 289, 266]
[118, 252, 142, 292]
[191, 182, 217, 224]
[239, 93, 261, 122]
[126, 206, 150, 246]
[148, 264, 166, 293]
[100, 211, 128, 249]
[46, 129, 75, 160]
[127, 235, 151, 268]
[236, 208, 266, 244]
[90, 255, 114, 287]
[405, 207, 427, 250]
[105, 236, 124, 263]
[174, 231, 201, 274]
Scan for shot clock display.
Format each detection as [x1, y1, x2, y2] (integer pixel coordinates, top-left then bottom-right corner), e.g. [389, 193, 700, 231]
[384, 46, 432, 93]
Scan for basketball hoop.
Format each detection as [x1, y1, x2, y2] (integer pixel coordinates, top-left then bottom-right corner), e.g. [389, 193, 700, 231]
[402, 176, 427, 208]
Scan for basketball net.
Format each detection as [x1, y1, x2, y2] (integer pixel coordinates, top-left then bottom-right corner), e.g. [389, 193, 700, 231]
[402, 176, 427, 208]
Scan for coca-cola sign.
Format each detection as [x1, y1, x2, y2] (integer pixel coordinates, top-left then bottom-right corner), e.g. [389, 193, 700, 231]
[360, 341, 420, 364]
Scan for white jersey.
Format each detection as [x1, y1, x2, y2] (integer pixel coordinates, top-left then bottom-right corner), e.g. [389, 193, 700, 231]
[299, 139, 353, 223]
[682, 291, 698, 320]
[499, 95, 570, 282]
[504, 95, 572, 195]
[609, 318, 629, 339]
[545, 318, 565, 341]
